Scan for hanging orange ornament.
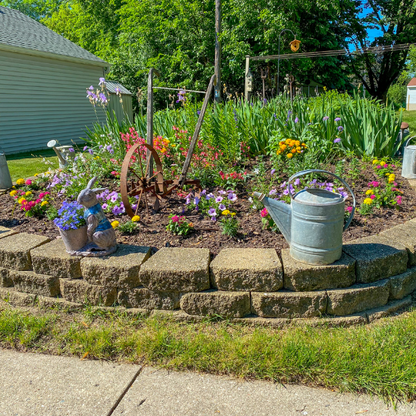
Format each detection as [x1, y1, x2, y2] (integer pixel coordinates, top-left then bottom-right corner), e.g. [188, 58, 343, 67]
[290, 39, 301, 52]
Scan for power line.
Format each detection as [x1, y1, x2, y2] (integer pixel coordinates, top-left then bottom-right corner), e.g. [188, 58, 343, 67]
[250, 43, 414, 61]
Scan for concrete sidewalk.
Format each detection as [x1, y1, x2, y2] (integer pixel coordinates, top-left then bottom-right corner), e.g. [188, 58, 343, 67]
[0, 349, 415, 416]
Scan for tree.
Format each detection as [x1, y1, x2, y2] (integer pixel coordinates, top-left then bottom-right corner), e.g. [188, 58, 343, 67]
[0, 0, 64, 21]
[345, 0, 416, 101]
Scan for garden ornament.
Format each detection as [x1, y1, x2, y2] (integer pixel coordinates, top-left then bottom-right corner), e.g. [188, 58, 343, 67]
[47, 140, 75, 168]
[75, 176, 117, 256]
[289, 39, 301, 52]
[254, 169, 355, 265]
[401, 136, 416, 179]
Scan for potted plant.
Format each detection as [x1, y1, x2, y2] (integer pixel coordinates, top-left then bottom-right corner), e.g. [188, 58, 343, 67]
[53, 201, 88, 253]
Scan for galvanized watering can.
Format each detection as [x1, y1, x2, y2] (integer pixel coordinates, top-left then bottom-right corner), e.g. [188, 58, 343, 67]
[254, 169, 356, 265]
[401, 136, 416, 179]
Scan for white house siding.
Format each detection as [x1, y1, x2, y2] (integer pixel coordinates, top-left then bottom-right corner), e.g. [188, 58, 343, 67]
[0, 50, 107, 154]
[407, 86, 416, 111]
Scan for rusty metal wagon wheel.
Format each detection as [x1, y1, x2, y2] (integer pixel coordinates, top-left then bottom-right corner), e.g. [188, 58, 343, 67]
[120, 143, 165, 218]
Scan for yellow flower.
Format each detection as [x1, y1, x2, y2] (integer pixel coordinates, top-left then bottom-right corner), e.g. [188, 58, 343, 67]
[18, 197, 26, 204]
[111, 221, 120, 229]
[132, 215, 140, 222]
[295, 140, 300, 146]
[165, 139, 170, 144]
[301, 143, 307, 147]
[287, 153, 293, 159]
[161, 148, 167, 153]
[9, 190, 17, 197]
[372, 160, 379, 165]
[291, 148, 297, 153]
[16, 178, 25, 185]
[365, 189, 373, 195]
[285, 139, 291, 144]
[363, 198, 373, 205]
[41, 201, 48, 207]
[171, 144, 176, 148]
[280, 144, 287, 151]
[230, 212, 236, 217]
[34, 173, 39, 177]
[222, 210, 231, 216]
[380, 161, 386, 166]
[25, 191, 32, 196]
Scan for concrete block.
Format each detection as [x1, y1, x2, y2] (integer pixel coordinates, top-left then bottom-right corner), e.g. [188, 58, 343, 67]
[118, 287, 180, 310]
[366, 296, 412, 322]
[0, 266, 12, 287]
[327, 279, 390, 316]
[180, 291, 251, 318]
[0, 232, 49, 271]
[60, 279, 116, 306]
[342, 235, 408, 283]
[389, 267, 416, 300]
[282, 250, 356, 291]
[251, 291, 328, 319]
[9, 270, 60, 297]
[81, 245, 151, 289]
[0, 226, 18, 240]
[31, 239, 82, 279]
[210, 248, 282, 292]
[140, 248, 210, 292]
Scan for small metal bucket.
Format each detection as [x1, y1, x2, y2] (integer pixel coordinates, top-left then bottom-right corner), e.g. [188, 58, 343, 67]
[0, 151, 12, 190]
[59, 226, 88, 254]
[401, 136, 416, 179]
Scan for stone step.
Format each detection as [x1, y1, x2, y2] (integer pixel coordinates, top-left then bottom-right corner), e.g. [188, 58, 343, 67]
[180, 290, 251, 318]
[326, 279, 390, 316]
[9, 270, 60, 297]
[0, 232, 50, 271]
[81, 244, 151, 289]
[140, 248, 210, 293]
[282, 250, 356, 291]
[380, 222, 416, 267]
[251, 291, 328, 319]
[342, 235, 408, 284]
[0, 267, 12, 287]
[209, 248, 282, 292]
[366, 296, 412, 322]
[118, 287, 180, 310]
[31, 239, 82, 279]
[0, 226, 18, 240]
[59, 279, 116, 306]
[389, 266, 416, 300]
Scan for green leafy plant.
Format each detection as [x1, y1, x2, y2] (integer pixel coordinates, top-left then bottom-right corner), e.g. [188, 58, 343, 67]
[118, 220, 139, 234]
[166, 214, 194, 236]
[219, 215, 239, 237]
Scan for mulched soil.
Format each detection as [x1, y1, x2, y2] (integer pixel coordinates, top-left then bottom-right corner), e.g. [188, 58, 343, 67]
[1, 160, 416, 255]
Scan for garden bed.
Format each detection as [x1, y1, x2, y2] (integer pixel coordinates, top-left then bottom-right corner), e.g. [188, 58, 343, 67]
[1, 158, 415, 255]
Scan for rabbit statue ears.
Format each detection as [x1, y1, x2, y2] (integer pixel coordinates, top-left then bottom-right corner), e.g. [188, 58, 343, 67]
[86, 176, 106, 193]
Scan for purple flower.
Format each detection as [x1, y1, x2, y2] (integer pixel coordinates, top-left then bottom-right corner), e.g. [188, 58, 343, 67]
[323, 116, 329, 121]
[337, 126, 344, 132]
[88, 85, 94, 90]
[131, 204, 137, 211]
[194, 197, 200, 205]
[83, 146, 88, 151]
[110, 194, 118, 203]
[334, 138, 341, 143]
[219, 204, 226, 211]
[106, 145, 114, 154]
[112, 205, 124, 215]
[280, 181, 287, 188]
[200, 189, 207, 196]
[218, 190, 226, 195]
[206, 193, 214, 200]
[88, 148, 94, 155]
[197, 110, 201, 115]
[294, 178, 300, 186]
[99, 93, 108, 104]
[227, 193, 237, 202]
[269, 189, 277, 196]
[208, 208, 217, 217]
[335, 117, 341, 122]
[215, 196, 223, 203]
[102, 203, 108, 210]
[273, 113, 277, 119]
[99, 77, 106, 86]
[69, 147, 75, 152]
[99, 145, 103, 149]
[294, 117, 299, 123]
[271, 169, 276, 175]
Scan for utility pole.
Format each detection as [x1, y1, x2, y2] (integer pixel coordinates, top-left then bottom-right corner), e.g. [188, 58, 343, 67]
[214, 0, 221, 103]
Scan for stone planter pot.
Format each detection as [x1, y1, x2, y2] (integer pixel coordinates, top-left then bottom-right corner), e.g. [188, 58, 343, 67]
[59, 225, 88, 253]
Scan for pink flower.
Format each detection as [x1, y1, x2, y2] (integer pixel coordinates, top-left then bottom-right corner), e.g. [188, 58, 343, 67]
[345, 206, 353, 213]
[368, 181, 380, 188]
[376, 165, 382, 169]
[370, 195, 376, 200]
[397, 196, 402, 205]
[111, 171, 119, 176]
[171, 215, 179, 223]
[260, 208, 268, 218]
[391, 165, 396, 168]
[25, 179, 32, 185]
[383, 164, 388, 168]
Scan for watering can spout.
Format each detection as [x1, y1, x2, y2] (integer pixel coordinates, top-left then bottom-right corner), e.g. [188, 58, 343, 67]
[253, 192, 291, 244]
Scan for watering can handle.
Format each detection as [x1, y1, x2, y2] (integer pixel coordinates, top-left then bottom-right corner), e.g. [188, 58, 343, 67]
[287, 169, 356, 232]
[404, 135, 416, 148]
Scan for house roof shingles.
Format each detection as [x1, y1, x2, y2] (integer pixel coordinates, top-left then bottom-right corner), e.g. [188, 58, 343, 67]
[0, 6, 108, 66]
[408, 78, 416, 87]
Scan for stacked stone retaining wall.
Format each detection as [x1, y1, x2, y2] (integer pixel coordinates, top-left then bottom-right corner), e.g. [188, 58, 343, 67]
[1, 220, 416, 327]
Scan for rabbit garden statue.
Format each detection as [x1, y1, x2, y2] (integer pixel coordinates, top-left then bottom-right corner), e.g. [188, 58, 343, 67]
[74, 176, 117, 256]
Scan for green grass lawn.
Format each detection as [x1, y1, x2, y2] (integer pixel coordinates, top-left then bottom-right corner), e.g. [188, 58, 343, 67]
[5, 150, 59, 182]
[1, 304, 416, 404]
[401, 110, 416, 137]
